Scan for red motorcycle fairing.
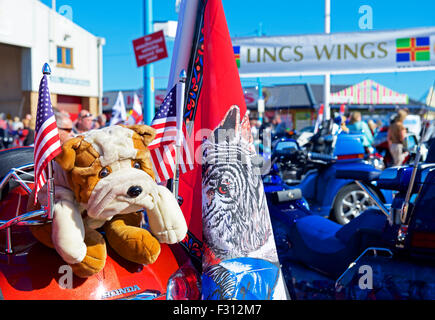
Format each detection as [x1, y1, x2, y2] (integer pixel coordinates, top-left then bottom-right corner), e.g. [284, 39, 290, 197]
[0, 185, 180, 300]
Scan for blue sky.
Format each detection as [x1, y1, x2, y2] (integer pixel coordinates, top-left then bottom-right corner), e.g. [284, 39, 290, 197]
[41, 0, 435, 101]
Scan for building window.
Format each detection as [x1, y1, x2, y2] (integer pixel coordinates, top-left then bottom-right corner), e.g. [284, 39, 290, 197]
[57, 46, 73, 68]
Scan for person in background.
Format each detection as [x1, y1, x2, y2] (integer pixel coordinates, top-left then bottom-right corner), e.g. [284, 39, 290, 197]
[347, 111, 374, 154]
[19, 118, 35, 146]
[55, 111, 75, 144]
[332, 115, 349, 135]
[0, 113, 7, 130]
[388, 109, 408, 166]
[367, 119, 377, 136]
[6, 118, 12, 133]
[93, 113, 107, 129]
[271, 114, 287, 136]
[340, 115, 349, 133]
[12, 116, 23, 132]
[73, 110, 94, 134]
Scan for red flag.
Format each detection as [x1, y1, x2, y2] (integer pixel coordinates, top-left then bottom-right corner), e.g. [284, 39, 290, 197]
[178, 0, 248, 251]
[339, 103, 346, 116]
[314, 104, 324, 133]
[176, 0, 289, 299]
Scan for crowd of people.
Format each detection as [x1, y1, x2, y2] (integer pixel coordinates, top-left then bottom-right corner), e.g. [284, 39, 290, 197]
[54, 109, 107, 144]
[1, 107, 433, 169]
[0, 109, 108, 149]
[0, 113, 35, 149]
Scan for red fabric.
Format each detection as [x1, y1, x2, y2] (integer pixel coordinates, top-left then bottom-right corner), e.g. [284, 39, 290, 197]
[177, 0, 246, 242]
[201, 0, 247, 129]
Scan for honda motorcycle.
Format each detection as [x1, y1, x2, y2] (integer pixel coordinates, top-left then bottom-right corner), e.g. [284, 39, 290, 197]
[0, 147, 200, 300]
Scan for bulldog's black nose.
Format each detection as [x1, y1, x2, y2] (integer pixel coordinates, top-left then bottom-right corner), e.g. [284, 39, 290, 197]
[127, 186, 142, 198]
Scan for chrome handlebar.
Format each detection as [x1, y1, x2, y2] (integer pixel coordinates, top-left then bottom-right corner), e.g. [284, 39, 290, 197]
[0, 163, 52, 254]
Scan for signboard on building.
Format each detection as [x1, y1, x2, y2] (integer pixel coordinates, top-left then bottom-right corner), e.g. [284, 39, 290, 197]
[232, 27, 435, 77]
[330, 79, 409, 105]
[132, 30, 168, 67]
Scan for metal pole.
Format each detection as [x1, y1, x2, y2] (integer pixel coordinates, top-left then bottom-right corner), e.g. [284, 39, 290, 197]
[43, 63, 55, 220]
[97, 37, 105, 115]
[257, 22, 264, 124]
[323, 0, 331, 121]
[401, 80, 435, 225]
[47, 161, 55, 220]
[173, 70, 187, 198]
[143, 0, 155, 125]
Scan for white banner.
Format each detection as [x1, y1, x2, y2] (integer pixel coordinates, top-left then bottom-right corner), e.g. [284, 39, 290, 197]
[232, 27, 435, 77]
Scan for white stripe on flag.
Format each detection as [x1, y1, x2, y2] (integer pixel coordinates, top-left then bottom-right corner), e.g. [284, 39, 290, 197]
[34, 116, 56, 149]
[178, 143, 187, 174]
[34, 127, 59, 163]
[150, 134, 178, 146]
[150, 157, 161, 183]
[154, 148, 170, 181]
[164, 144, 176, 176]
[34, 140, 61, 182]
[151, 116, 177, 126]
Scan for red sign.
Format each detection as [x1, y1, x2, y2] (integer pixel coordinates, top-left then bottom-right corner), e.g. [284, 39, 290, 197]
[132, 30, 168, 67]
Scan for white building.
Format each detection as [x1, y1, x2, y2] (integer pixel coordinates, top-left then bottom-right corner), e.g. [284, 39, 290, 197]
[0, 0, 104, 127]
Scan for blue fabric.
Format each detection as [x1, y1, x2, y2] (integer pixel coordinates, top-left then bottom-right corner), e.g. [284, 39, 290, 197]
[295, 216, 345, 254]
[335, 208, 387, 243]
[336, 168, 381, 182]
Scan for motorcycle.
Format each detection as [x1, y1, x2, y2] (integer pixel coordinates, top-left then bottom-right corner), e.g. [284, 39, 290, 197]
[266, 137, 435, 299]
[0, 146, 200, 300]
[265, 119, 392, 225]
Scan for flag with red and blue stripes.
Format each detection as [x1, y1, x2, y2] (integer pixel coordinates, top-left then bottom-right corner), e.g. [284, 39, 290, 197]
[33, 74, 62, 204]
[148, 85, 194, 183]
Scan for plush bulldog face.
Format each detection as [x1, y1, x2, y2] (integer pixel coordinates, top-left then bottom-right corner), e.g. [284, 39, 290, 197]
[56, 125, 159, 220]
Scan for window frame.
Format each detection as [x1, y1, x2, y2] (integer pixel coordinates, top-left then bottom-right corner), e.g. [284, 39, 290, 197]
[56, 46, 74, 69]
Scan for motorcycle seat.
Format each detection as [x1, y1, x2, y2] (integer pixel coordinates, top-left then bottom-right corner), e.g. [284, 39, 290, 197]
[288, 209, 388, 277]
[0, 147, 34, 179]
[335, 168, 381, 182]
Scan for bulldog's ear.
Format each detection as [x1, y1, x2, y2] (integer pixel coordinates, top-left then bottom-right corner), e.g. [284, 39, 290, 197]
[55, 137, 84, 172]
[124, 125, 156, 147]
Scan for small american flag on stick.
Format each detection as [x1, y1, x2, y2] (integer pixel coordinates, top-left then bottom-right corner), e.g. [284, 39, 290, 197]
[33, 64, 62, 204]
[148, 85, 194, 183]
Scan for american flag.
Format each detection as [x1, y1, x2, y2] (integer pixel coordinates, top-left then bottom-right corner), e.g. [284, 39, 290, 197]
[148, 85, 194, 183]
[33, 74, 62, 203]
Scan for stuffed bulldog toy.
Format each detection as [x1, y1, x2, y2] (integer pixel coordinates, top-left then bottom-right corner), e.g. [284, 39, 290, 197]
[30, 124, 188, 278]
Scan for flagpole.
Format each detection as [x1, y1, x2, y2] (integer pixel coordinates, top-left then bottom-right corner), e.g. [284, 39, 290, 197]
[166, 0, 200, 92]
[42, 63, 55, 220]
[323, 0, 331, 121]
[143, 0, 155, 125]
[173, 69, 187, 198]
